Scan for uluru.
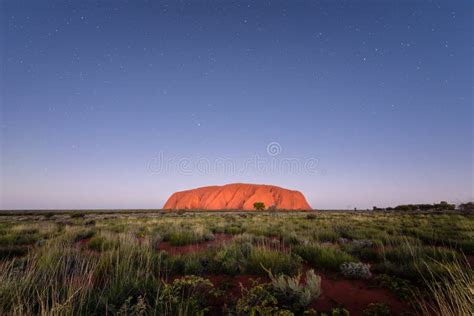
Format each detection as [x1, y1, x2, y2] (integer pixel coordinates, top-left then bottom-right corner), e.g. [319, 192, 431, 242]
[163, 183, 312, 210]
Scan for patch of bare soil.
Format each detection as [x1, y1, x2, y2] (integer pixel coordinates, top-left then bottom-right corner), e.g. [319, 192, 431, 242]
[310, 272, 410, 316]
[75, 238, 92, 246]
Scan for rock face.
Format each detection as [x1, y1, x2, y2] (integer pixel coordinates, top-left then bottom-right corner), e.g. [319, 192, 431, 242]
[163, 183, 312, 210]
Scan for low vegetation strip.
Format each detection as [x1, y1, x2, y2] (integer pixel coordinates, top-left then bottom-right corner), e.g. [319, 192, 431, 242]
[0, 211, 472, 315]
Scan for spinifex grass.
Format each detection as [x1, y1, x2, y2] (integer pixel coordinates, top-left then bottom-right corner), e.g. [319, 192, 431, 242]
[0, 210, 471, 315]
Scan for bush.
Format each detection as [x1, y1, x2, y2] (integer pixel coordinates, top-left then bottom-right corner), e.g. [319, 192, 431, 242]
[43, 213, 55, 219]
[321, 307, 350, 316]
[0, 246, 29, 259]
[372, 260, 419, 280]
[212, 242, 250, 275]
[268, 269, 321, 311]
[295, 244, 355, 271]
[375, 274, 413, 299]
[363, 303, 390, 316]
[235, 270, 321, 314]
[116, 295, 147, 315]
[352, 239, 373, 248]
[459, 202, 474, 212]
[164, 231, 200, 246]
[0, 233, 39, 246]
[165, 253, 208, 275]
[224, 225, 243, 235]
[159, 275, 215, 315]
[340, 262, 372, 279]
[254, 202, 266, 211]
[247, 246, 301, 275]
[236, 281, 292, 315]
[87, 236, 114, 252]
[314, 230, 339, 242]
[352, 247, 381, 262]
[73, 230, 96, 242]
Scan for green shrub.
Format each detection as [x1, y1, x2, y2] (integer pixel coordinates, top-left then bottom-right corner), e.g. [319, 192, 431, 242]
[0, 246, 29, 259]
[163, 230, 211, 246]
[295, 244, 355, 271]
[43, 213, 55, 219]
[349, 246, 382, 262]
[321, 307, 350, 316]
[268, 269, 321, 311]
[212, 243, 249, 275]
[236, 281, 292, 316]
[73, 230, 96, 242]
[247, 246, 301, 275]
[281, 232, 303, 246]
[116, 295, 148, 315]
[158, 275, 215, 315]
[375, 274, 413, 299]
[165, 231, 193, 245]
[253, 202, 266, 211]
[87, 236, 114, 251]
[314, 230, 339, 242]
[0, 233, 39, 246]
[224, 225, 244, 235]
[363, 303, 390, 316]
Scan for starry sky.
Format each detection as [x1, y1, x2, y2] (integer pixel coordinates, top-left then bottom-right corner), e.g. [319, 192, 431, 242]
[1, 0, 472, 210]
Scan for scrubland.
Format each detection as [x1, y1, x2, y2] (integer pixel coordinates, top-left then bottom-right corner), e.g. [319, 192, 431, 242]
[0, 211, 472, 315]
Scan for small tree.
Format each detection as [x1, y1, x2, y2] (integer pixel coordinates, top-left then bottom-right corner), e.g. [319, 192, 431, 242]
[253, 202, 265, 211]
[459, 202, 474, 212]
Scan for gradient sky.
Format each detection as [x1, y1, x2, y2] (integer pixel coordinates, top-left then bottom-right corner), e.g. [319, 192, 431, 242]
[1, 0, 472, 210]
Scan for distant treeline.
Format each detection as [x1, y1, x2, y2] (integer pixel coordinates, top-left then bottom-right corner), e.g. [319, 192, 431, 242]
[373, 201, 473, 212]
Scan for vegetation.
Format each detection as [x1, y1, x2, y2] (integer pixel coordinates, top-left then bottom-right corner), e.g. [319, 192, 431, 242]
[459, 202, 474, 212]
[373, 201, 457, 211]
[295, 243, 355, 271]
[268, 269, 321, 311]
[340, 262, 372, 279]
[0, 210, 471, 315]
[253, 202, 266, 211]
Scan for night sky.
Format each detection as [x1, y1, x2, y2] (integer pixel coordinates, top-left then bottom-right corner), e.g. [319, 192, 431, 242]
[1, 1, 472, 210]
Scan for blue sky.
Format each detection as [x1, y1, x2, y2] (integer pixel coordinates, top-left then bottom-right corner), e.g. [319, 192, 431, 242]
[1, 0, 472, 209]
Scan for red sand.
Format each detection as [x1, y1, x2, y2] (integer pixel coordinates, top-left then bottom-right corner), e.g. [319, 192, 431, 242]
[163, 183, 312, 210]
[76, 238, 92, 245]
[311, 273, 410, 315]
